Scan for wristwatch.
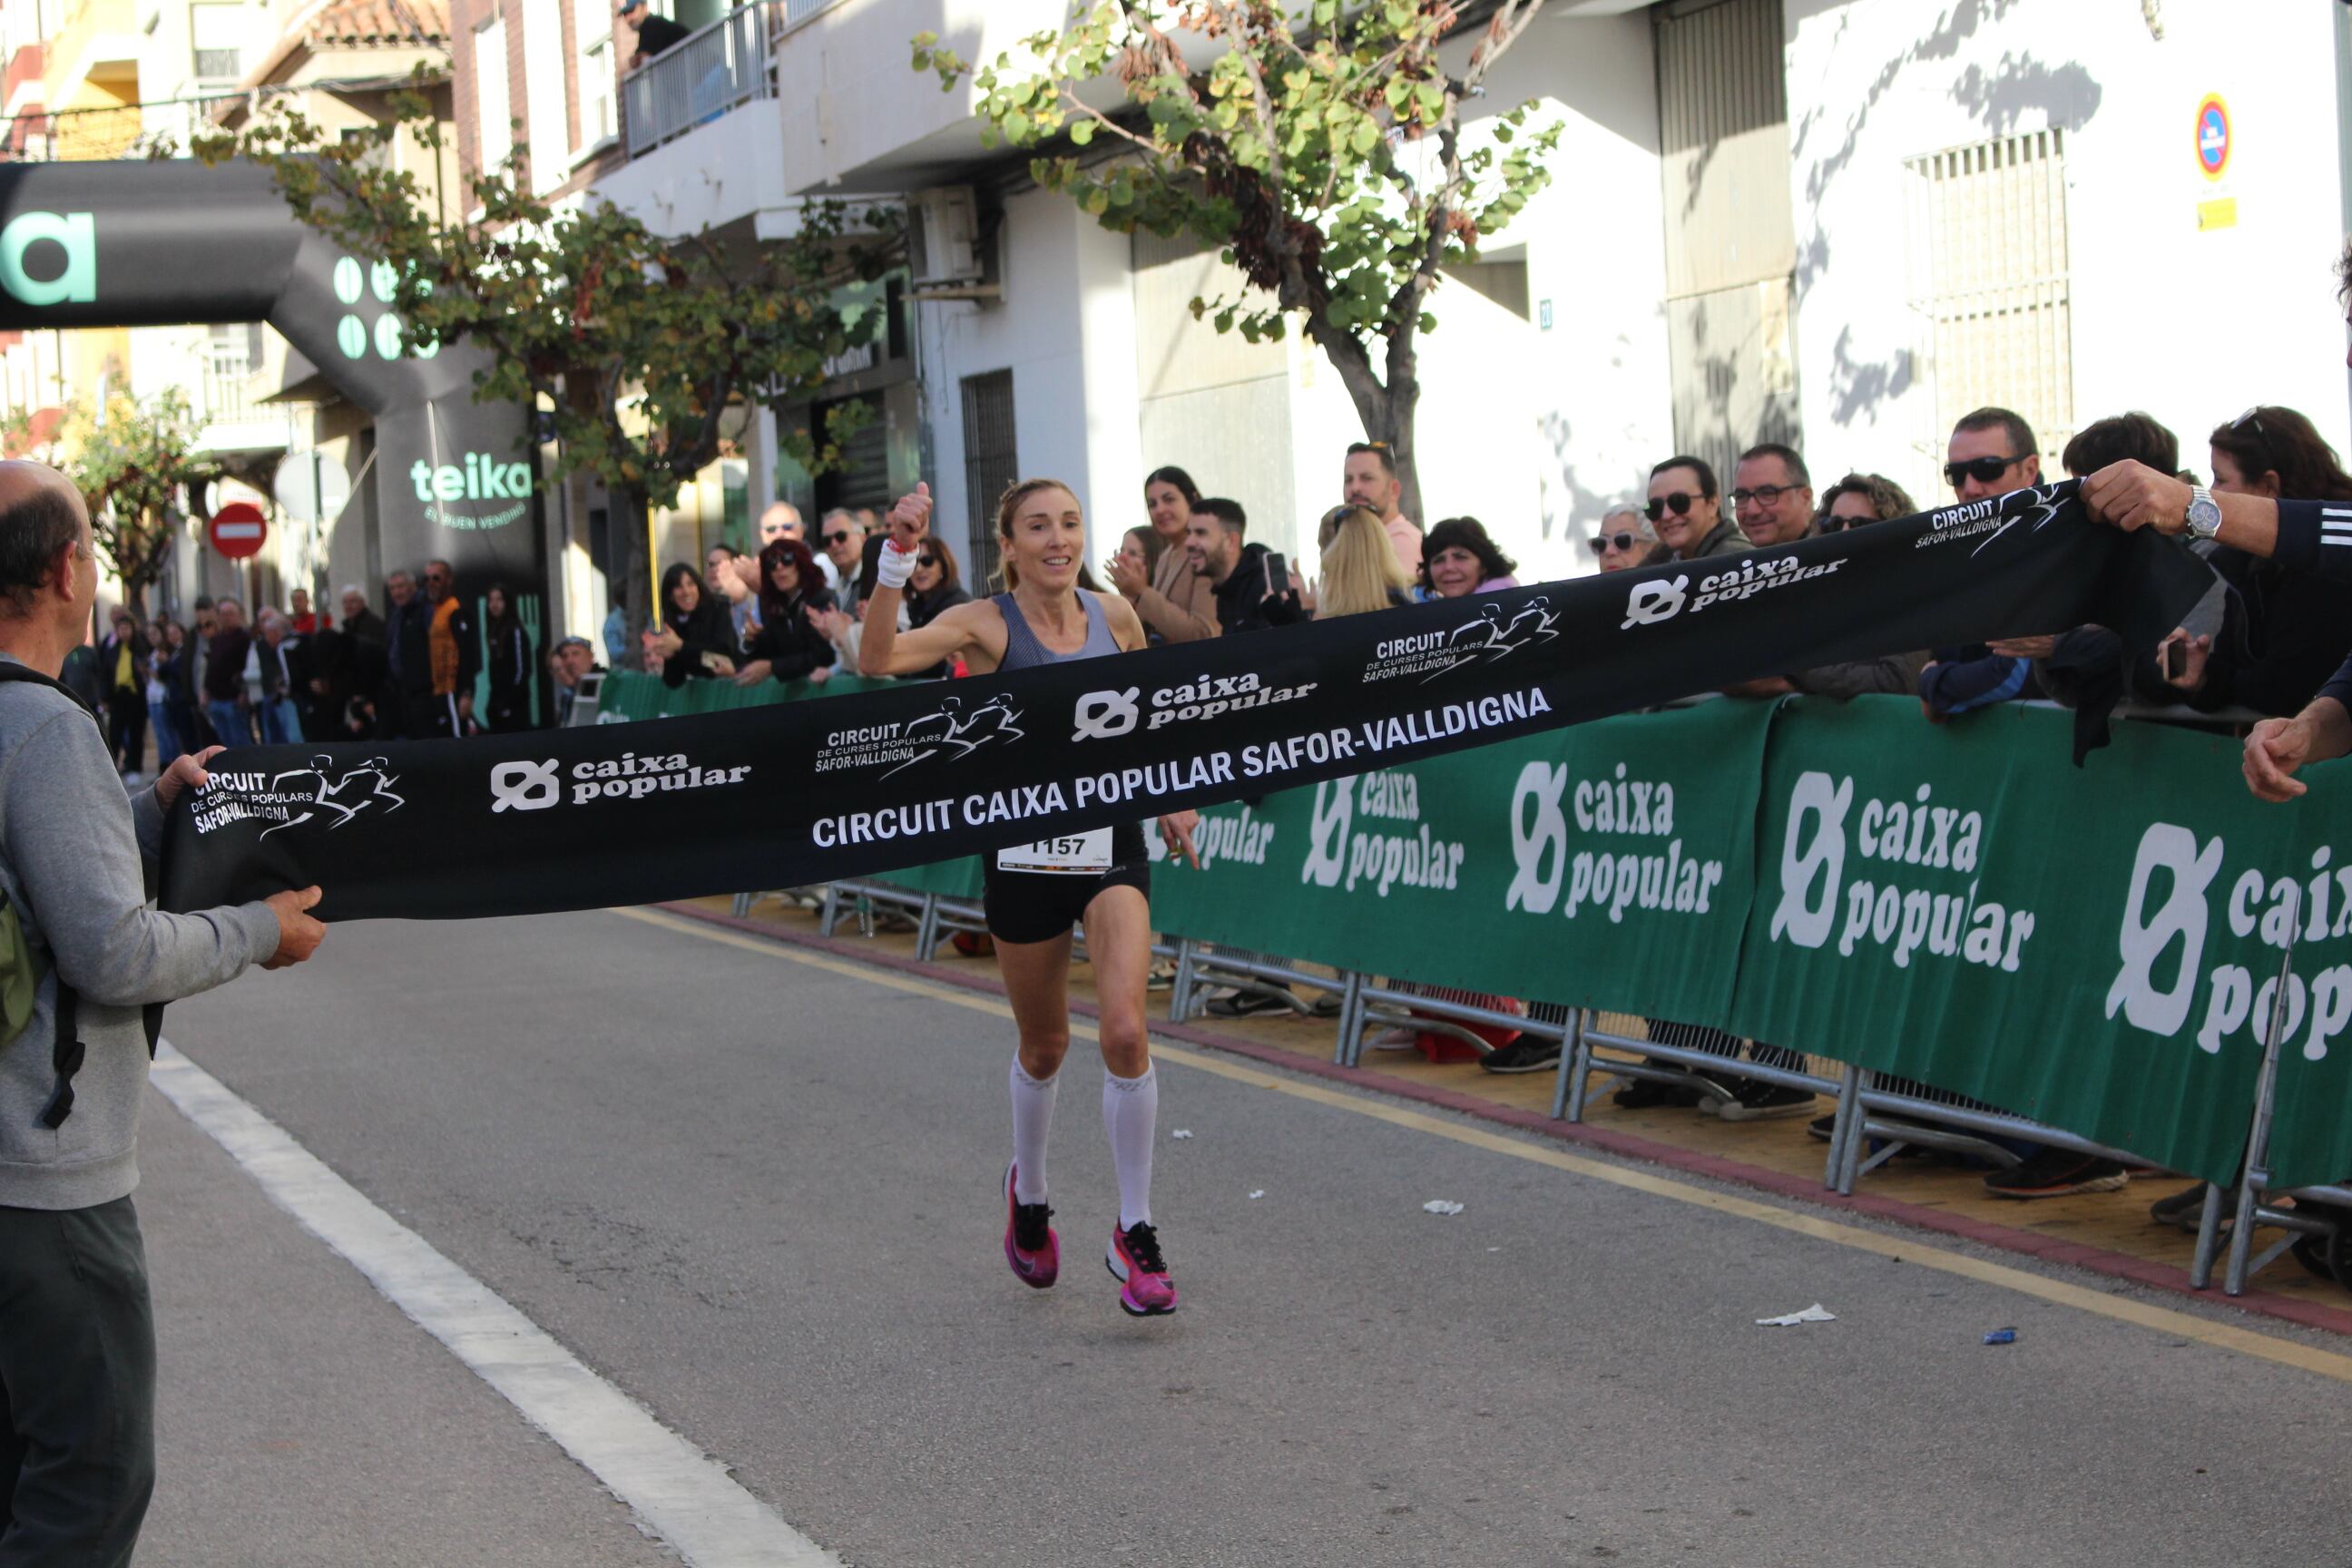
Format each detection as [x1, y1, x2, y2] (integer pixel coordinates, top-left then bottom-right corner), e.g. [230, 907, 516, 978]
[2184, 485, 2221, 542]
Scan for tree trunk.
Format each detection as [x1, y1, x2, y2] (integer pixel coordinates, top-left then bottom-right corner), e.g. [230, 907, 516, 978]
[1312, 318, 1426, 528]
[607, 484, 655, 669]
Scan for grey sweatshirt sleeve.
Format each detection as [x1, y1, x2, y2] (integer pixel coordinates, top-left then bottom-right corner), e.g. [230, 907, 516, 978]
[5, 708, 279, 1006]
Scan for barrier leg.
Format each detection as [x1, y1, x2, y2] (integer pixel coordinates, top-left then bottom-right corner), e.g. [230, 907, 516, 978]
[1169, 938, 1197, 1024]
[818, 884, 843, 937]
[1334, 971, 1365, 1066]
[1550, 1007, 1584, 1121]
[2190, 1184, 2228, 1290]
[1825, 1064, 1864, 1194]
[1563, 1009, 1598, 1123]
[915, 895, 941, 963]
[2224, 899, 2298, 1297]
[730, 890, 752, 918]
[1836, 1067, 1875, 1195]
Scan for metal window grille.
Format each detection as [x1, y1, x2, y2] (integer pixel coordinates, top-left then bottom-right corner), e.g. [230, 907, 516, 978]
[959, 370, 1015, 590]
[1905, 129, 2075, 467]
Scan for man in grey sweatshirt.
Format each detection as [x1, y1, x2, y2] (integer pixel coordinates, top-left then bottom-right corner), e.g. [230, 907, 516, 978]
[0, 460, 327, 1565]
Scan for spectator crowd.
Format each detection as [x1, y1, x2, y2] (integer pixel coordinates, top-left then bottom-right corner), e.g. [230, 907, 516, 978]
[69, 251, 2352, 1235]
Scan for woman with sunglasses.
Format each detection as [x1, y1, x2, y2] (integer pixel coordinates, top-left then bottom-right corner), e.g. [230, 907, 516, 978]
[1591, 507, 1651, 573]
[1812, 474, 1916, 533]
[860, 479, 1201, 1318]
[1640, 456, 1748, 565]
[902, 535, 973, 678]
[734, 537, 838, 687]
[2145, 406, 2352, 715]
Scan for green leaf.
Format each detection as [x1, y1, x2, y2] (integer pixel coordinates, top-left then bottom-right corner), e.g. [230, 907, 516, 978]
[1069, 118, 1096, 145]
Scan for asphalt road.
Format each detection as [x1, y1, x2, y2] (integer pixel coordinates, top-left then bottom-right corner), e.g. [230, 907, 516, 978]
[141, 906, 2352, 1567]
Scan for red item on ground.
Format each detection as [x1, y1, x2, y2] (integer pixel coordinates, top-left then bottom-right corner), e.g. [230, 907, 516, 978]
[1410, 989, 1524, 1063]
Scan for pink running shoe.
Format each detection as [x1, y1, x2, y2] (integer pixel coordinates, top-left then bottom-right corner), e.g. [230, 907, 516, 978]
[1003, 1162, 1058, 1289]
[1106, 1221, 1178, 1317]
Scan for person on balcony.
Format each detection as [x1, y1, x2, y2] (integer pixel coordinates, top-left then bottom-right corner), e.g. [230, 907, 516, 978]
[619, 0, 689, 67]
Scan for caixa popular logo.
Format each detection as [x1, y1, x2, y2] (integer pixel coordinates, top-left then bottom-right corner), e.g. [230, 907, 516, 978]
[1071, 671, 1318, 741]
[1621, 575, 1687, 630]
[491, 750, 750, 812]
[0, 211, 96, 308]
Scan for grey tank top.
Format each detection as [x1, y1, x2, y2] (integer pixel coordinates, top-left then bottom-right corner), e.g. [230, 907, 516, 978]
[993, 589, 1122, 670]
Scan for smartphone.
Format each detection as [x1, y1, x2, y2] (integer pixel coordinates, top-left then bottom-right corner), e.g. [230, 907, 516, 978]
[2162, 640, 2188, 681]
[1262, 551, 1289, 600]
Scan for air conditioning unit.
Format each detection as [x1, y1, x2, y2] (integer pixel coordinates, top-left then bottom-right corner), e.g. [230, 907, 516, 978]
[907, 187, 984, 287]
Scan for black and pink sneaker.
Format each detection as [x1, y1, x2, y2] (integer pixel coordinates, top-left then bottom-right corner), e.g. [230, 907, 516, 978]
[1106, 1221, 1178, 1317]
[1003, 1162, 1058, 1289]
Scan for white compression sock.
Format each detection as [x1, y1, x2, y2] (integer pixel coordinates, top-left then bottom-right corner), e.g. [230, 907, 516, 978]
[1102, 1066, 1158, 1230]
[1009, 1059, 1059, 1205]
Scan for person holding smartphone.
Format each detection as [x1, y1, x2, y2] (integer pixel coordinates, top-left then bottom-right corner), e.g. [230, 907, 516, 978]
[1184, 496, 1305, 636]
[858, 478, 1200, 1318]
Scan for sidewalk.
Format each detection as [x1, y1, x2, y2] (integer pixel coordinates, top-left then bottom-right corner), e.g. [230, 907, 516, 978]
[667, 891, 2352, 1338]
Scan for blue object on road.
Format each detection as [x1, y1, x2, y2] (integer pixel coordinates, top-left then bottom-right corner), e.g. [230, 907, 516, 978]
[1983, 1328, 2017, 1345]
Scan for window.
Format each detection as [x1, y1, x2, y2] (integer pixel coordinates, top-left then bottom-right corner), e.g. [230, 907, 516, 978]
[473, 15, 513, 179]
[1905, 129, 2075, 467]
[191, 2, 242, 81]
[522, 0, 571, 192]
[576, 14, 615, 150]
[959, 370, 1016, 590]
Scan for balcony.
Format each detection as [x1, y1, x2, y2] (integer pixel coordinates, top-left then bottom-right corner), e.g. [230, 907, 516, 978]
[597, 1, 796, 237]
[622, 1, 777, 159]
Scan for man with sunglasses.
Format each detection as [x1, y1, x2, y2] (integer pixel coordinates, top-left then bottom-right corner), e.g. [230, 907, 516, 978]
[819, 509, 866, 599]
[1945, 407, 2041, 501]
[1731, 443, 1816, 547]
[1642, 456, 1746, 564]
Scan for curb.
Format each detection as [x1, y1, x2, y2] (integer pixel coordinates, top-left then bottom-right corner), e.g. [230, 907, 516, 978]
[654, 899, 2352, 1341]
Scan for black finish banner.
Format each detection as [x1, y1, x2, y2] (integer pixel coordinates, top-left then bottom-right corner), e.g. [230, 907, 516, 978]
[161, 485, 2210, 923]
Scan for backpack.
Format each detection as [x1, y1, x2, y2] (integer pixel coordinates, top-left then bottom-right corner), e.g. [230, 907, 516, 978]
[0, 660, 154, 1128]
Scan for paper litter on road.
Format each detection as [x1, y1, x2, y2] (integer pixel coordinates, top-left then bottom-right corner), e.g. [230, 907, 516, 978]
[1171, 1129, 1193, 1140]
[1249, 1190, 1266, 1200]
[1755, 1304, 1837, 1327]
[1422, 1200, 1465, 1216]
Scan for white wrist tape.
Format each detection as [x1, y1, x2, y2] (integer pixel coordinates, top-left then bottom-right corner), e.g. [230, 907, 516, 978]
[875, 540, 916, 591]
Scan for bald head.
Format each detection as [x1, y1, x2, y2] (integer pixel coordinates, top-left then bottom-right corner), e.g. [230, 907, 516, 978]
[0, 460, 91, 621]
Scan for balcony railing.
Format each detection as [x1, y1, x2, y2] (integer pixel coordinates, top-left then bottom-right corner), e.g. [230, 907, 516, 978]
[621, 1, 778, 160]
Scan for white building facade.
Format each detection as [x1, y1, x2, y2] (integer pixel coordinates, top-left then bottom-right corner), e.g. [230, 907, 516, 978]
[564, 0, 2352, 631]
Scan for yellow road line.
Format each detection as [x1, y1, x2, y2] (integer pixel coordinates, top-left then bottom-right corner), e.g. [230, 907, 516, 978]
[615, 905, 2352, 1385]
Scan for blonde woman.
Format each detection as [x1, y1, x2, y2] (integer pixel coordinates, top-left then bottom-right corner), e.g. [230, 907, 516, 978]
[1313, 505, 1416, 619]
[861, 478, 1201, 1317]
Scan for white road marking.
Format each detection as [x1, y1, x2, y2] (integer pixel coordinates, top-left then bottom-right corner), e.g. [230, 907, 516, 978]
[151, 1042, 840, 1568]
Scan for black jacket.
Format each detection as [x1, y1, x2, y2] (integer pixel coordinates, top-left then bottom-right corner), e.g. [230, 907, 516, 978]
[746, 590, 838, 684]
[485, 618, 534, 708]
[1209, 544, 1308, 636]
[2152, 546, 2352, 718]
[660, 597, 739, 688]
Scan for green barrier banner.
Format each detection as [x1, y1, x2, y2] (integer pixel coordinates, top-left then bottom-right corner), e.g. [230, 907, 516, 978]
[1727, 698, 2337, 1185]
[1146, 701, 1769, 1014]
[595, 670, 897, 721]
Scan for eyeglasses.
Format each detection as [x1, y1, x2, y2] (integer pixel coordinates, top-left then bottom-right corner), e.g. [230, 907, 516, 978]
[1730, 484, 1800, 507]
[916, 554, 940, 568]
[1590, 531, 1640, 554]
[823, 530, 853, 544]
[1943, 455, 2026, 489]
[1643, 492, 1699, 523]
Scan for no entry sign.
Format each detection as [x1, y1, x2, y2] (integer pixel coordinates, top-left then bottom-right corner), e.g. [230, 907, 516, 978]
[208, 501, 268, 560]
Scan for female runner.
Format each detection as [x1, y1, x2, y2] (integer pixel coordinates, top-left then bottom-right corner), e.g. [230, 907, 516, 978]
[860, 478, 1200, 1316]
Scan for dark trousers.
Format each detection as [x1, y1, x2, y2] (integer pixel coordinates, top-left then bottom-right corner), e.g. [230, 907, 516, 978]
[104, 689, 145, 775]
[0, 1197, 156, 1568]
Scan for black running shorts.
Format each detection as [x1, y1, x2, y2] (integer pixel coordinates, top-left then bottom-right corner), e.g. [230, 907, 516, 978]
[984, 821, 1152, 945]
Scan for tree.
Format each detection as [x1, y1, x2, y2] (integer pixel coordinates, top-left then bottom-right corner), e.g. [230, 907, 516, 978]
[3, 390, 235, 614]
[194, 91, 897, 658]
[913, 0, 1559, 524]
